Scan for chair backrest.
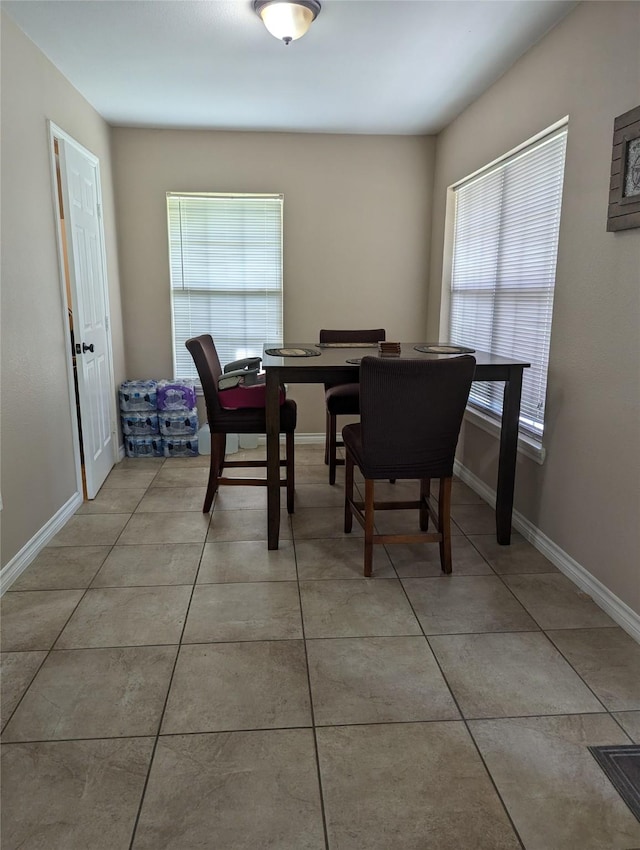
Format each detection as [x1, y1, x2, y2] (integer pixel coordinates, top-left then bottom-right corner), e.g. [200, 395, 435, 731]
[319, 328, 386, 345]
[185, 334, 224, 421]
[319, 329, 386, 391]
[358, 355, 476, 479]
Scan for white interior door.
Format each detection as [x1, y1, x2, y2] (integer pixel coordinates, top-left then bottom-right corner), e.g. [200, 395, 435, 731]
[58, 137, 115, 498]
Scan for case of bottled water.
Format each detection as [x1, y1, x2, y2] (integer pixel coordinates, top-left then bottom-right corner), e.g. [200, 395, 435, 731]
[125, 436, 164, 458]
[163, 437, 199, 457]
[121, 413, 160, 436]
[157, 380, 197, 411]
[119, 380, 158, 412]
[158, 409, 198, 437]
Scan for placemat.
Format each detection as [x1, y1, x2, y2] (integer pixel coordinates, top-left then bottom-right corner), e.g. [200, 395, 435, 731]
[414, 343, 476, 354]
[264, 347, 321, 357]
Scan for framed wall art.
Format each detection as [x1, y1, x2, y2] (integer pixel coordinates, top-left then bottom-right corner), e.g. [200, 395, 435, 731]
[607, 105, 640, 232]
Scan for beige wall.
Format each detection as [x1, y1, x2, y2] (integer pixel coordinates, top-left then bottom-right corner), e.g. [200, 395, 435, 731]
[0, 13, 126, 566]
[111, 129, 434, 432]
[428, 1, 640, 613]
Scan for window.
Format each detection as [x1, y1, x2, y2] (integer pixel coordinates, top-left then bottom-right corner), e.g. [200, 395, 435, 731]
[448, 125, 567, 445]
[167, 193, 283, 380]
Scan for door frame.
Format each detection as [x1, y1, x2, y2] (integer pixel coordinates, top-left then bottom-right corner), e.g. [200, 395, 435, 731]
[47, 121, 118, 498]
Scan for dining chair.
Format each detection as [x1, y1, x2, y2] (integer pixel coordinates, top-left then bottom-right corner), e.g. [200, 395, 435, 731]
[319, 328, 386, 484]
[185, 334, 297, 514]
[343, 354, 475, 576]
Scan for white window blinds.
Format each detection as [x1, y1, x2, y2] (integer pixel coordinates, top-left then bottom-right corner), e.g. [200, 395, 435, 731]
[449, 127, 567, 442]
[167, 193, 283, 379]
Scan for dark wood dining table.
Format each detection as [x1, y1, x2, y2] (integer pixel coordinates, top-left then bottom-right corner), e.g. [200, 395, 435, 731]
[262, 343, 530, 550]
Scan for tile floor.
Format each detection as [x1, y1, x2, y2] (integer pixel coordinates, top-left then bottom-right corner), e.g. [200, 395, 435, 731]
[2, 444, 640, 850]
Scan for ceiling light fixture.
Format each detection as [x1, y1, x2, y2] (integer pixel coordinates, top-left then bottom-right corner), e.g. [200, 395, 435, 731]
[253, 0, 321, 46]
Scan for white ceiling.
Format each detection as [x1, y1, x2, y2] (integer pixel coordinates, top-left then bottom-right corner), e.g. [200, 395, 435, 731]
[3, 0, 576, 135]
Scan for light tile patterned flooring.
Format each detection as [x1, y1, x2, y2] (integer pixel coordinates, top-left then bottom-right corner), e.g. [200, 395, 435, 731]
[2, 444, 640, 850]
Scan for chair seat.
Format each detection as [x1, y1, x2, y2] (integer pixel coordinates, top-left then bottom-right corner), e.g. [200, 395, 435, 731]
[342, 417, 458, 481]
[341, 422, 363, 463]
[212, 398, 297, 434]
[325, 383, 360, 416]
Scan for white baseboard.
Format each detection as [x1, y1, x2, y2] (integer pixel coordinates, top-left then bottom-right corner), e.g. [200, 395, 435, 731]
[1, 436, 322, 590]
[292, 433, 325, 445]
[454, 460, 640, 643]
[0, 491, 83, 595]
[255, 433, 325, 446]
[12, 450, 634, 643]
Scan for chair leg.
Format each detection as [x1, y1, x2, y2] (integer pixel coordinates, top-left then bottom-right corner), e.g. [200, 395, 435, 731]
[286, 431, 295, 514]
[364, 478, 375, 577]
[212, 433, 226, 477]
[203, 434, 223, 513]
[328, 413, 338, 485]
[438, 477, 453, 574]
[217, 433, 227, 475]
[324, 409, 331, 466]
[419, 478, 430, 531]
[344, 452, 354, 533]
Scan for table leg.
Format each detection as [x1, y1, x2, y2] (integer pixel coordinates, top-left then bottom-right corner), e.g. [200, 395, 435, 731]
[266, 369, 281, 550]
[496, 367, 523, 544]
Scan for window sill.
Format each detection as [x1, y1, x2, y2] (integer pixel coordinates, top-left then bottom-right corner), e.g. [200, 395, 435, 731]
[463, 407, 546, 465]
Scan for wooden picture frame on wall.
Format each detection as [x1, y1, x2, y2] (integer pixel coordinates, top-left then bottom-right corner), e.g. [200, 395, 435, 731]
[607, 105, 640, 232]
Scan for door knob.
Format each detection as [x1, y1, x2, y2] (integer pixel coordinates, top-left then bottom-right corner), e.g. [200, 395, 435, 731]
[82, 342, 94, 353]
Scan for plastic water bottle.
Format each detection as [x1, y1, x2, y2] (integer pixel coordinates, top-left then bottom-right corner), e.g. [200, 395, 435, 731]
[197, 424, 211, 455]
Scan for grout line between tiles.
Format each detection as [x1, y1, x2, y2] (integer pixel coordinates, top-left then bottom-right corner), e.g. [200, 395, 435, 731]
[393, 548, 527, 850]
[0, 554, 113, 732]
[125, 523, 209, 850]
[290, 523, 332, 850]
